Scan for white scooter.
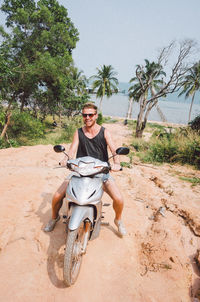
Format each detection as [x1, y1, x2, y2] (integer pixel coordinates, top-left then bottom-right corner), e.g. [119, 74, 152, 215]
[53, 145, 129, 287]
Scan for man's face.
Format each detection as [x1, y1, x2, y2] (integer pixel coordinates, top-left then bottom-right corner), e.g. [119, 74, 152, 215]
[82, 108, 98, 127]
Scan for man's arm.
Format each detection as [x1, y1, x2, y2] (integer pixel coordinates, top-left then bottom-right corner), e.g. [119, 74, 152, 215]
[59, 130, 79, 166]
[104, 128, 121, 170]
[68, 130, 79, 159]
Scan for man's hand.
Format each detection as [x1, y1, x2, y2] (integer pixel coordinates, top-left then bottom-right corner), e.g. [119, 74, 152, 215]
[111, 163, 121, 172]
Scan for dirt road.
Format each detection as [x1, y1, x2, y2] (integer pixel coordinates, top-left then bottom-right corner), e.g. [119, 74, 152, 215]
[0, 122, 200, 302]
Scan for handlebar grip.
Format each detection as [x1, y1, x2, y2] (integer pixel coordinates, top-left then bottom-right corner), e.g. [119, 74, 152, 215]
[67, 162, 72, 169]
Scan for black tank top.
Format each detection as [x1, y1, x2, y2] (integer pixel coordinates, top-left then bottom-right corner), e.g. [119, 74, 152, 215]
[76, 127, 108, 162]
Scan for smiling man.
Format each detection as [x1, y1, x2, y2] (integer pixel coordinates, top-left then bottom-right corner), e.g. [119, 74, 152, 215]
[44, 102, 126, 236]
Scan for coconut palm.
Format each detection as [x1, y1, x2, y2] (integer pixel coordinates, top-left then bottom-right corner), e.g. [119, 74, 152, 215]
[90, 65, 118, 111]
[70, 67, 88, 95]
[127, 82, 141, 119]
[128, 60, 166, 132]
[178, 61, 200, 123]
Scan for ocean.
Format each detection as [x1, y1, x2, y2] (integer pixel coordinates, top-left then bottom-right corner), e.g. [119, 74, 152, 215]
[93, 94, 200, 125]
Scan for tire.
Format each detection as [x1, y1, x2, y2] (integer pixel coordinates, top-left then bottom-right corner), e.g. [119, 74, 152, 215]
[63, 221, 90, 286]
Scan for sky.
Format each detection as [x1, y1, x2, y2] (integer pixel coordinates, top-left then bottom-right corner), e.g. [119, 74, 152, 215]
[0, 0, 200, 82]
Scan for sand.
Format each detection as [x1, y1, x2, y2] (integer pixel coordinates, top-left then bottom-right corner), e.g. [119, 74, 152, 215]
[0, 121, 200, 302]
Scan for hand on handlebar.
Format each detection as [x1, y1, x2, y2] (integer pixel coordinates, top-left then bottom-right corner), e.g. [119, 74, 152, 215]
[111, 163, 122, 172]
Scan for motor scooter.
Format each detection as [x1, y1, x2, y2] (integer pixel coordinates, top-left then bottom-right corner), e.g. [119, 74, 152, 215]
[53, 145, 129, 287]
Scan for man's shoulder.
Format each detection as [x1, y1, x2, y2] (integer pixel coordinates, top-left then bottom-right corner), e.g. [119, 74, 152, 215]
[77, 127, 83, 134]
[103, 127, 111, 138]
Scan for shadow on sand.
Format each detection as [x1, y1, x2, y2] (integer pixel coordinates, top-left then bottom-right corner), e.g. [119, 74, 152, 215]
[35, 193, 121, 288]
[36, 192, 68, 288]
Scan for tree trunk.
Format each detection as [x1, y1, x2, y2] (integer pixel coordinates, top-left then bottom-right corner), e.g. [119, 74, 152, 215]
[99, 96, 103, 112]
[0, 112, 12, 139]
[20, 96, 25, 112]
[135, 99, 157, 138]
[155, 103, 167, 122]
[136, 108, 145, 138]
[188, 92, 195, 123]
[126, 98, 133, 119]
[135, 95, 146, 138]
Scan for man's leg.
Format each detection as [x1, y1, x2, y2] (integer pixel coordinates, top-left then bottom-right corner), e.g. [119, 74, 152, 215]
[103, 178, 124, 220]
[52, 180, 68, 219]
[44, 180, 68, 232]
[103, 178, 126, 236]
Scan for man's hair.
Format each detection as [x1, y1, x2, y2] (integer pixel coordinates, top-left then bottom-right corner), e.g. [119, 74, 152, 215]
[82, 102, 98, 112]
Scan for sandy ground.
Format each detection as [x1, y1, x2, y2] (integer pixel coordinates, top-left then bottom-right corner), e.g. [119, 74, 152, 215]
[1, 122, 200, 302]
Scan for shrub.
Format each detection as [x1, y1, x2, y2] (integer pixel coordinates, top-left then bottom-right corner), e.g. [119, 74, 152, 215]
[149, 138, 178, 163]
[8, 111, 45, 140]
[131, 138, 149, 152]
[0, 110, 5, 130]
[130, 122, 200, 169]
[189, 114, 200, 132]
[97, 112, 103, 125]
[176, 137, 200, 168]
[0, 138, 19, 149]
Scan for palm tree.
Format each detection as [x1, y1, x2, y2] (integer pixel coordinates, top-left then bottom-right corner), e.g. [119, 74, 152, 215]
[178, 61, 200, 123]
[70, 67, 88, 96]
[90, 65, 118, 111]
[129, 59, 166, 137]
[127, 82, 141, 119]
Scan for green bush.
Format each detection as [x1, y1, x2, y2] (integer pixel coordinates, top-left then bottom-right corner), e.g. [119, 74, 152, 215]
[189, 114, 200, 132]
[0, 138, 19, 149]
[97, 112, 103, 125]
[131, 125, 200, 169]
[148, 138, 178, 163]
[8, 111, 45, 140]
[0, 110, 5, 129]
[131, 138, 149, 152]
[175, 138, 200, 168]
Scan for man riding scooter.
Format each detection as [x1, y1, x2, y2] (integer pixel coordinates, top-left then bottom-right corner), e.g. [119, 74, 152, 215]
[44, 102, 127, 236]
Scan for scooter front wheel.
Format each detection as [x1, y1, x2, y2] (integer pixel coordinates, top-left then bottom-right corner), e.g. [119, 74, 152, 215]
[63, 221, 90, 286]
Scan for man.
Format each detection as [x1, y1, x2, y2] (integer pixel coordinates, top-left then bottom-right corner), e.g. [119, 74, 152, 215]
[44, 103, 126, 236]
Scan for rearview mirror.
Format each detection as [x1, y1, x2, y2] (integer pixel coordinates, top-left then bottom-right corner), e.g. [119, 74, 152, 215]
[53, 145, 65, 153]
[116, 147, 130, 155]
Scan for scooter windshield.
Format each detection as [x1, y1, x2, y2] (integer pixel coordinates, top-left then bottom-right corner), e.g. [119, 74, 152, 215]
[68, 156, 108, 176]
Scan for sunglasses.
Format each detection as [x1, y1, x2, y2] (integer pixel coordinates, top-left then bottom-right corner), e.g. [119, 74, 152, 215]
[82, 113, 96, 118]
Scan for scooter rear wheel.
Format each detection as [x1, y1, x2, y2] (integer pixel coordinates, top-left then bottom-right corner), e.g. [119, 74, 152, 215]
[63, 221, 90, 286]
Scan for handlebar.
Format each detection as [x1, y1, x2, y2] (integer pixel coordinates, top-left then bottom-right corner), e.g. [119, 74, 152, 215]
[66, 162, 122, 173]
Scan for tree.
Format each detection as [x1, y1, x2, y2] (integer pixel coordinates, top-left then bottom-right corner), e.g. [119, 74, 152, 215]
[90, 64, 118, 111]
[128, 59, 166, 131]
[0, 0, 82, 138]
[127, 82, 141, 119]
[178, 61, 200, 123]
[70, 67, 88, 96]
[129, 40, 196, 138]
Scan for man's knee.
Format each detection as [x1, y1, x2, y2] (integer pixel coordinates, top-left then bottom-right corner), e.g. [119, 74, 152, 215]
[113, 196, 124, 206]
[53, 190, 65, 204]
[53, 181, 68, 201]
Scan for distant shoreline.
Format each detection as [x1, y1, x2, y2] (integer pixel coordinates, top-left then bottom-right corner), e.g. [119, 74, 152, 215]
[103, 115, 186, 128]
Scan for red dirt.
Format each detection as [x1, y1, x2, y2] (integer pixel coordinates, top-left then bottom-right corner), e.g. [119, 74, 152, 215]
[0, 122, 200, 302]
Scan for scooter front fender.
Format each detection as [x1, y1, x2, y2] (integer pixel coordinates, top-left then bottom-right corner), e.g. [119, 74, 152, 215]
[68, 205, 94, 231]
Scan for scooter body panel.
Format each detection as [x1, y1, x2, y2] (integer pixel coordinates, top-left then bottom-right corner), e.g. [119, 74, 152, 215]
[67, 176, 104, 205]
[68, 204, 94, 230]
